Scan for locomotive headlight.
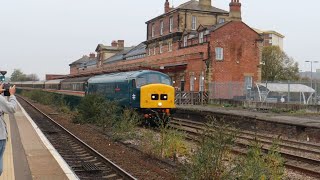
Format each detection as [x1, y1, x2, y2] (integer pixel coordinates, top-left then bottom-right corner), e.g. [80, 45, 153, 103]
[158, 102, 163, 107]
[160, 94, 168, 100]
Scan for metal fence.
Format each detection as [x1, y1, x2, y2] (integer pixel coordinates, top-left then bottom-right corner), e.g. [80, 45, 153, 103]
[207, 81, 320, 105]
[175, 91, 209, 105]
[208, 82, 246, 100]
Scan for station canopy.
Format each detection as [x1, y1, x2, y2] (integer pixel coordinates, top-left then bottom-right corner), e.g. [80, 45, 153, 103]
[256, 83, 315, 93]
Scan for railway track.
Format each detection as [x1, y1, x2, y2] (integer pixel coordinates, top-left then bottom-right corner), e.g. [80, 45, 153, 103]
[17, 96, 136, 180]
[170, 117, 320, 178]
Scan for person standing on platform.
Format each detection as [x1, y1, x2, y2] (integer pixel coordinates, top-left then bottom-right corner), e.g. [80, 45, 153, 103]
[0, 84, 17, 176]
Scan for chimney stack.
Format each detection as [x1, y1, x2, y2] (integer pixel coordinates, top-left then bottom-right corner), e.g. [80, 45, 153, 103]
[111, 40, 118, 47]
[164, 0, 170, 13]
[229, 0, 242, 21]
[118, 40, 124, 48]
[199, 0, 212, 7]
[89, 53, 96, 58]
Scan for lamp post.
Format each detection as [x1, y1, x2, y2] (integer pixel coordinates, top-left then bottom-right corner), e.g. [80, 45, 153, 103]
[305, 61, 318, 89]
[305, 61, 318, 104]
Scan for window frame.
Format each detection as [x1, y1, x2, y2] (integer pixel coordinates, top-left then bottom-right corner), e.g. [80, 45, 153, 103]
[215, 47, 224, 61]
[199, 32, 204, 44]
[159, 43, 163, 54]
[151, 23, 155, 38]
[168, 42, 172, 52]
[183, 36, 188, 47]
[160, 20, 164, 35]
[169, 17, 173, 32]
[191, 16, 197, 30]
[218, 18, 225, 24]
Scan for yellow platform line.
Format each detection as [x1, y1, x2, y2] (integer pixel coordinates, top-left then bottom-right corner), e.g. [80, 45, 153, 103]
[0, 114, 15, 180]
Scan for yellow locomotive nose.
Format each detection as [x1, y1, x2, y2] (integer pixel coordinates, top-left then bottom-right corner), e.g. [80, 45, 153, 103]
[140, 84, 175, 108]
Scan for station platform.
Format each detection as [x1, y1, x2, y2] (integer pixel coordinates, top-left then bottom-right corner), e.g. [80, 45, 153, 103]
[0, 102, 78, 180]
[177, 105, 320, 129]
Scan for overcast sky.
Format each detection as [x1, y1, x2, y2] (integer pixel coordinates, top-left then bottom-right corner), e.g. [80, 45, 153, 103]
[0, 0, 319, 80]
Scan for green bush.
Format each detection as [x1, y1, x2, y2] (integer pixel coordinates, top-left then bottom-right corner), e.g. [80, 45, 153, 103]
[234, 139, 284, 180]
[112, 108, 141, 140]
[73, 94, 113, 124]
[142, 123, 188, 160]
[180, 116, 284, 180]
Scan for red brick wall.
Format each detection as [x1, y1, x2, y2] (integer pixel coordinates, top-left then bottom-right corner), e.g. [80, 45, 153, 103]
[210, 21, 261, 83]
[70, 66, 78, 75]
[147, 12, 179, 40]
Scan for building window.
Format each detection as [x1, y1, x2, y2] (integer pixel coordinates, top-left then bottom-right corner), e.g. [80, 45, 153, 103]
[218, 18, 225, 24]
[190, 75, 195, 91]
[160, 20, 164, 35]
[192, 16, 197, 30]
[148, 48, 151, 56]
[199, 32, 204, 44]
[199, 73, 204, 92]
[159, 43, 163, 53]
[169, 17, 173, 32]
[215, 47, 224, 61]
[183, 36, 188, 47]
[268, 34, 272, 38]
[244, 76, 253, 90]
[151, 24, 155, 37]
[153, 47, 156, 55]
[269, 39, 272, 44]
[168, 42, 172, 52]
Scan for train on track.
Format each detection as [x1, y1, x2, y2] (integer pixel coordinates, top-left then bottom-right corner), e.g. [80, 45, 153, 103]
[12, 70, 176, 123]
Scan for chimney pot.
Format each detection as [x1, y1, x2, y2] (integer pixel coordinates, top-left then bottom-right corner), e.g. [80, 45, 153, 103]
[111, 40, 118, 47]
[164, 0, 170, 13]
[118, 40, 124, 48]
[89, 53, 96, 58]
[229, 0, 242, 21]
[199, 0, 211, 7]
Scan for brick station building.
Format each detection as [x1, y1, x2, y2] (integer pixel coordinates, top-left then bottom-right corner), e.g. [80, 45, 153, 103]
[69, 0, 263, 97]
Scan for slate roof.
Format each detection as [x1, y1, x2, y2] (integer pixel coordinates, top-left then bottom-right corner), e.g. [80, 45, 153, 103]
[104, 47, 135, 64]
[124, 43, 146, 59]
[175, 0, 228, 13]
[69, 55, 91, 66]
[146, 0, 228, 23]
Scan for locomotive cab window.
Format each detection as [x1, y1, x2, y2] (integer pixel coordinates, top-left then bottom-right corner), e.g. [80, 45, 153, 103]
[136, 75, 147, 87]
[135, 73, 172, 88]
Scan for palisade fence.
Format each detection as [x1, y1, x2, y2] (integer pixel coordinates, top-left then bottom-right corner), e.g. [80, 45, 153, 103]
[175, 91, 209, 105]
[175, 81, 320, 106]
